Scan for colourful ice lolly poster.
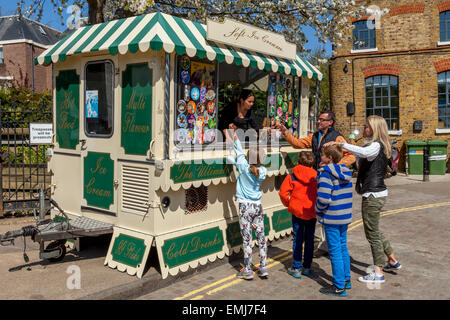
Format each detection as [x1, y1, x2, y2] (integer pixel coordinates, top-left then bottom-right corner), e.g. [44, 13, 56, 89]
[86, 90, 99, 118]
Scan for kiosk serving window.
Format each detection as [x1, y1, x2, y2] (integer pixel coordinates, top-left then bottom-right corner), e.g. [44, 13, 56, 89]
[173, 55, 302, 146]
[85, 60, 114, 137]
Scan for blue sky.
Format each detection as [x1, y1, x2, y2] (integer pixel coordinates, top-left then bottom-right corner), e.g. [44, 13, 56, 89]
[1, 1, 331, 57]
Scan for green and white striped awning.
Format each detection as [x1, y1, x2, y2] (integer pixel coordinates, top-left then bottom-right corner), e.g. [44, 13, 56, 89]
[35, 12, 323, 80]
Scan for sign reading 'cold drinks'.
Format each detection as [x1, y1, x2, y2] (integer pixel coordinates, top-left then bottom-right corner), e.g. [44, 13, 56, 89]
[206, 18, 297, 60]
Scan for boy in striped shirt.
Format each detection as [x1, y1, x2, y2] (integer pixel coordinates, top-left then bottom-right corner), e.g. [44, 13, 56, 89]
[316, 144, 353, 297]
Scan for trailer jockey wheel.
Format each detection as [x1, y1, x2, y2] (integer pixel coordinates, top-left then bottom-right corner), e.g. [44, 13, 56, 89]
[45, 240, 67, 262]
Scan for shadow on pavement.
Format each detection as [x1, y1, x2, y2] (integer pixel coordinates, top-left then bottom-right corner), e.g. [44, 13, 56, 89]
[8, 234, 112, 272]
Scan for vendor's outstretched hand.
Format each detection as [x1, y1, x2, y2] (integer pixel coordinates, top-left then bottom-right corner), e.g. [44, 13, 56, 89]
[275, 124, 288, 135]
[223, 128, 237, 143]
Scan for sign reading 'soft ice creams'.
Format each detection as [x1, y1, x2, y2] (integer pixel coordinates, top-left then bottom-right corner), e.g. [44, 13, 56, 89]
[206, 18, 297, 60]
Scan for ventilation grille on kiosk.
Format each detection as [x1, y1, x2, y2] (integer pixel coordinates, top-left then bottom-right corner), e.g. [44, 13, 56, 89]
[121, 165, 149, 216]
[185, 185, 208, 213]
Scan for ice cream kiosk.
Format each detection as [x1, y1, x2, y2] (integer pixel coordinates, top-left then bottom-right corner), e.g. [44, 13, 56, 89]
[35, 12, 323, 278]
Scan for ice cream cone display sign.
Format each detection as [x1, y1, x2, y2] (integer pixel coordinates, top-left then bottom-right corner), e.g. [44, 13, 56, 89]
[181, 70, 190, 84]
[267, 73, 300, 137]
[175, 56, 217, 145]
[187, 101, 196, 114]
[180, 56, 190, 70]
[177, 114, 187, 128]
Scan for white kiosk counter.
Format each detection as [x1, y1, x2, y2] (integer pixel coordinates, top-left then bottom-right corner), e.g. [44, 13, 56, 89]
[35, 12, 323, 279]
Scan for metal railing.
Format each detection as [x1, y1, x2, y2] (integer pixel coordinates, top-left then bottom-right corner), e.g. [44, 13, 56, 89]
[1, 99, 52, 216]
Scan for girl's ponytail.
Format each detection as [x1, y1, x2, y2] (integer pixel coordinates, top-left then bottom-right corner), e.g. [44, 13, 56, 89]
[249, 165, 260, 179]
[248, 146, 266, 179]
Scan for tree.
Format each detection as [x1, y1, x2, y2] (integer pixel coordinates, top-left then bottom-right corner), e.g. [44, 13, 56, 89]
[309, 48, 330, 114]
[16, 0, 367, 56]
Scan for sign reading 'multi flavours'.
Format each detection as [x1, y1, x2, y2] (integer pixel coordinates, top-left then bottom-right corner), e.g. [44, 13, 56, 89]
[111, 234, 146, 268]
[161, 227, 224, 268]
[83, 152, 114, 209]
[170, 159, 233, 183]
[121, 63, 153, 155]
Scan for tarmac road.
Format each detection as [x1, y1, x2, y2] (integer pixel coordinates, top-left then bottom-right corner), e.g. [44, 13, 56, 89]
[0, 174, 449, 300]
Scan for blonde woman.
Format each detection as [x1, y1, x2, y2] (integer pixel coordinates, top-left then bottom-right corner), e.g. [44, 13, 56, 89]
[325, 115, 401, 284]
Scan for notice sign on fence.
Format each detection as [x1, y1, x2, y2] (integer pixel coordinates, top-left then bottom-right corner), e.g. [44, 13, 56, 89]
[30, 123, 53, 144]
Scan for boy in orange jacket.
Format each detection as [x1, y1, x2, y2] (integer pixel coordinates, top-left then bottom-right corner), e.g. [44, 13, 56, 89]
[279, 151, 318, 278]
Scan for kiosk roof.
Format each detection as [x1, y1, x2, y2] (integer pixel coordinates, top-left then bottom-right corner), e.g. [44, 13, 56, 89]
[35, 12, 323, 80]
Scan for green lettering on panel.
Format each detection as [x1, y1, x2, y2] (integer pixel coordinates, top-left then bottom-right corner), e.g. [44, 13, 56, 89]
[272, 209, 292, 232]
[55, 69, 79, 149]
[121, 63, 152, 155]
[161, 227, 224, 268]
[111, 234, 146, 268]
[263, 154, 282, 171]
[83, 152, 114, 209]
[170, 159, 233, 183]
[284, 152, 299, 169]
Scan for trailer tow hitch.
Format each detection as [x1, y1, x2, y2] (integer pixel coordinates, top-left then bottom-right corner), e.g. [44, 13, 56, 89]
[0, 199, 70, 263]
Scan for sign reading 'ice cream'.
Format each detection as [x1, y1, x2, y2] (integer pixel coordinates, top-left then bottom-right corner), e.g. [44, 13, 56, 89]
[206, 18, 297, 60]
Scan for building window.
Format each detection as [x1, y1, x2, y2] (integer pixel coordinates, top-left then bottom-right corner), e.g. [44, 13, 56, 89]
[365, 75, 399, 130]
[353, 20, 376, 50]
[440, 11, 450, 42]
[0, 47, 3, 64]
[438, 71, 450, 128]
[84, 60, 114, 137]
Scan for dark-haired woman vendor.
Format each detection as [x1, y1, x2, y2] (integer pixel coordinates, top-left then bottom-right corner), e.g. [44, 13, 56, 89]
[219, 89, 263, 135]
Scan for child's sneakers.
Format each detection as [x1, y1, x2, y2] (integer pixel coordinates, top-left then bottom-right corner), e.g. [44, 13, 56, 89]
[237, 268, 254, 280]
[319, 285, 346, 297]
[358, 272, 385, 283]
[287, 267, 302, 279]
[383, 261, 402, 271]
[301, 268, 312, 276]
[345, 280, 352, 289]
[259, 267, 269, 278]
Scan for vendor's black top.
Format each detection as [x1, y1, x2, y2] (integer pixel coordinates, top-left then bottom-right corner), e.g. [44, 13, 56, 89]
[356, 141, 388, 194]
[219, 103, 263, 132]
[312, 127, 342, 170]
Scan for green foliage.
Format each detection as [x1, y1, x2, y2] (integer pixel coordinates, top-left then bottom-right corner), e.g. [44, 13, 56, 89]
[1, 145, 50, 165]
[309, 50, 330, 114]
[1, 87, 52, 165]
[0, 87, 52, 128]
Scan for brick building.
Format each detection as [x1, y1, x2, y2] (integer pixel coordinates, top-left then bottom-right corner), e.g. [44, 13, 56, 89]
[330, 0, 450, 172]
[0, 15, 63, 92]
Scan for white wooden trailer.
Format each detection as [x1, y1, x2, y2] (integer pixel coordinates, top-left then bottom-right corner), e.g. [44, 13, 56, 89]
[35, 12, 323, 278]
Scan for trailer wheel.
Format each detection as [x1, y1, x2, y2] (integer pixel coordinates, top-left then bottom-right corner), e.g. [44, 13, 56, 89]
[45, 241, 66, 262]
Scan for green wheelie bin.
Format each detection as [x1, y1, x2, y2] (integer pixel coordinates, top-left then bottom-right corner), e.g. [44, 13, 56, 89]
[406, 140, 426, 175]
[428, 140, 448, 175]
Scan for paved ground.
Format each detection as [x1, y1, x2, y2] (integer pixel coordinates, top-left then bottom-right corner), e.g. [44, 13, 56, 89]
[0, 173, 449, 300]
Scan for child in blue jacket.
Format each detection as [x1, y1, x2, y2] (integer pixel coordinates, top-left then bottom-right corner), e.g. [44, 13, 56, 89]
[226, 129, 268, 280]
[316, 144, 353, 296]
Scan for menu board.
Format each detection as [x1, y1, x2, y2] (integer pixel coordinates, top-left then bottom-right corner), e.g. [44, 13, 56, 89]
[267, 73, 300, 139]
[175, 56, 218, 145]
